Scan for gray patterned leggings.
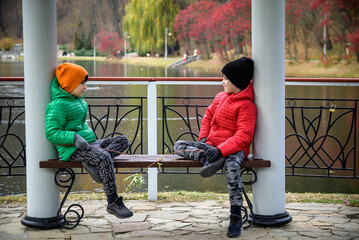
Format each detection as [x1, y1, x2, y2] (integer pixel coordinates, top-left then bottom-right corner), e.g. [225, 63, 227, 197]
[69, 135, 129, 197]
[173, 140, 244, 206]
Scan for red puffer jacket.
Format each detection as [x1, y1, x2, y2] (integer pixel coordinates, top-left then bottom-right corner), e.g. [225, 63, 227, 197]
[199, 82, 257, 157]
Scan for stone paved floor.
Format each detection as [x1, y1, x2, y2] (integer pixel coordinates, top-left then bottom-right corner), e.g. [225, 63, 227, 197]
[0, 200, 358, 239]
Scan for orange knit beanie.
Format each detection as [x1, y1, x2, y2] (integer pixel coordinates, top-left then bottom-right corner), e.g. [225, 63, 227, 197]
[56, 63, 88, 93]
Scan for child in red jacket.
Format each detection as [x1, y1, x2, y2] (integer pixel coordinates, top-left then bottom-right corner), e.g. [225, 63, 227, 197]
[173, 57, 256, 238]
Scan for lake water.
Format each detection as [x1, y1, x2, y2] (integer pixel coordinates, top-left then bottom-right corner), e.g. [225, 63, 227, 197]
[0, 59, 358, 196]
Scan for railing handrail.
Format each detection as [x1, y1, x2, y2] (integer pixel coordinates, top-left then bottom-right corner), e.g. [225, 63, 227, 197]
[1, 76, 359, 83]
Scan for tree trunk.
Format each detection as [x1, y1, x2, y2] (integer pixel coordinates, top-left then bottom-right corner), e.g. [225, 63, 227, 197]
[337, 43, 344, 62]
[0, 0, 7, 37]
[107, 0, 121, 36]
[14, 0, 22, 38]
[302, 29, 311, 61]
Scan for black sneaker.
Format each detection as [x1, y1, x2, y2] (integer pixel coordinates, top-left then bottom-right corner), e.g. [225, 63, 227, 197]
[82, 162, 102, 183]
[199, 157, 225, 177]
[107, 197, 133, 219]
[227, 214, 242, 238]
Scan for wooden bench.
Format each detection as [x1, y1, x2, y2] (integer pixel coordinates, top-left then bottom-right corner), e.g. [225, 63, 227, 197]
[40, 154, 271, 168]
[39, 154, 270, 229]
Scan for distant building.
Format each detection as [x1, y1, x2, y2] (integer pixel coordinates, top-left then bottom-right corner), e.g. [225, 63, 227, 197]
[13, 44, 23, 52]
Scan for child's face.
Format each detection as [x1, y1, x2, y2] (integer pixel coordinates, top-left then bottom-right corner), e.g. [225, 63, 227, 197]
[221, 74, 241, 94]
[70, 80, 87, 97]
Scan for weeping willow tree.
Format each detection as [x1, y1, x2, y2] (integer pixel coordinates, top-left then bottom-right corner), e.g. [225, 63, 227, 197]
[123, 0, 179, 56]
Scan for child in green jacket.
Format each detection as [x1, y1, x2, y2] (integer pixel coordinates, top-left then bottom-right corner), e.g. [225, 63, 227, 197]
[45, 62, 132, 219]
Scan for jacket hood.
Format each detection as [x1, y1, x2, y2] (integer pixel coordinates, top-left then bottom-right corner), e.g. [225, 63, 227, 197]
[50, 77, 82, 100]
[227, 81, 254, 102]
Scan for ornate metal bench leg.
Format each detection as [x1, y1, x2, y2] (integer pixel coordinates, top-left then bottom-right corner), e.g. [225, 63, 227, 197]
[241, 168, 257, 229]
[55, 168, 84, 229]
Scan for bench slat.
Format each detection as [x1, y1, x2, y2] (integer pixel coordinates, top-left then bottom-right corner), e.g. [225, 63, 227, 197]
[40, 154, 271, 169]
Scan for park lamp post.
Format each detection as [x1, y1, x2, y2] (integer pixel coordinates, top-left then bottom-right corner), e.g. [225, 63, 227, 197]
[124, 31, 130, 58]
[165, 27, 172, 59]
[93, 34, 96, 58]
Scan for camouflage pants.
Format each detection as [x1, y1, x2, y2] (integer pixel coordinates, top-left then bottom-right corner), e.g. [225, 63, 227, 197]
[69, 135, 129, 197]
[173, 140, 210, 161]
[173, 140, 244, 206]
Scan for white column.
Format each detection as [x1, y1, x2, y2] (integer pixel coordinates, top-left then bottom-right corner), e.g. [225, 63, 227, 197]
[147, 168, 158, 201]
[21, 0, 60, 228]
[147, 81, 158, 200]
[251, 0, 291, 226]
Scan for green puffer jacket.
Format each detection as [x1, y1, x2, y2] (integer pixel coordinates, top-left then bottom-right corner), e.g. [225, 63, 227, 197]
[45, 77, 96, 161]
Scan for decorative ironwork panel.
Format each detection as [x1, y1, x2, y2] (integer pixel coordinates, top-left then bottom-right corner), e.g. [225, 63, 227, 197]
[0, 96, 144, 176]
[0, 97, 26, 176]
[285, 98, 357, 178]
[86, 97, 144, 155]
[160, 97, 213, 154]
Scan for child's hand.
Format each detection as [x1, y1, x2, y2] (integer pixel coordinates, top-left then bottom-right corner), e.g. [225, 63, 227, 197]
[199, 137, 207, 143]
[206, 147, 222, 162]
[74, 134, 90, 150]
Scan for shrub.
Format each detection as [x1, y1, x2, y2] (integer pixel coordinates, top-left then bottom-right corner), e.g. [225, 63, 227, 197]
[59, 44, 67, 51]
[0, 38, 15, 51]
[73, 48, 103, 57]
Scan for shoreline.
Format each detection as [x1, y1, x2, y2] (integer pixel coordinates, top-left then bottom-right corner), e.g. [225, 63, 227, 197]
[56, 56, 359, 78]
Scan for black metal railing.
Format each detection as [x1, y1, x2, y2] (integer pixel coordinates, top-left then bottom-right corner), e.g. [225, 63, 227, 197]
[160, 97, 358, 179]
[1, 96, 358, 178]
[0, 96, 145, 176]
[285, 98, 357, 178]
[0, 97, 26, 176]
[160, 97, 214, 154]
[86, 97, 145, 154]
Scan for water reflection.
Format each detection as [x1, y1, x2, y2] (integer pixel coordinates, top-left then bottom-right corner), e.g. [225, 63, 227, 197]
[0, 59, 221, 78]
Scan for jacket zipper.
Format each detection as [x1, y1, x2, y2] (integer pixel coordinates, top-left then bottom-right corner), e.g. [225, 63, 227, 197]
[78, 98, 87, 127]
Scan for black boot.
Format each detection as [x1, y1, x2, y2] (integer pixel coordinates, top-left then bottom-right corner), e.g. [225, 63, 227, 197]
[107, 196, 133, 218]
[227, 205, 242, 238]
[199, 157, 225, 177]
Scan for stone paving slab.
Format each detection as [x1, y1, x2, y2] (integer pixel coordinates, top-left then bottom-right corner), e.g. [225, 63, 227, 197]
[71, 232, 114, 240]
[0, 200, 358, 239]
[112, 222, 151, 233]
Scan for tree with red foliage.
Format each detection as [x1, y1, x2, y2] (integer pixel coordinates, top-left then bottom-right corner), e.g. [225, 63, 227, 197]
[348, 30, 359, 62]
[94, 31, 123, 58]
[174, 1, 218, 59]
[286, 0, 319, 61]
[208, 0, 251, 61]
[174, 0, 251, 61]
[311, 0, 359, 62]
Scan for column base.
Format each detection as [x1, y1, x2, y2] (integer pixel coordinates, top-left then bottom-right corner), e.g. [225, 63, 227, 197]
[251, 211, 292, 227]
[21, 215, 63, 229]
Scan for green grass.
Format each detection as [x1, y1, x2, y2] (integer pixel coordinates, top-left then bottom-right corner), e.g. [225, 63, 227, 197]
[284, 61, 359, 78]
[119, 56, 359, 78]
[119, 56, 182, 67]
[58, 56, 107, 62]
[56, 55, 182, 67]
[1, 191, 358, 206]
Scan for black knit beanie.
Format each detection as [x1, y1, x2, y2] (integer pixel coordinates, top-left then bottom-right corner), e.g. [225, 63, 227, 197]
[221, 57, 254, 90]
